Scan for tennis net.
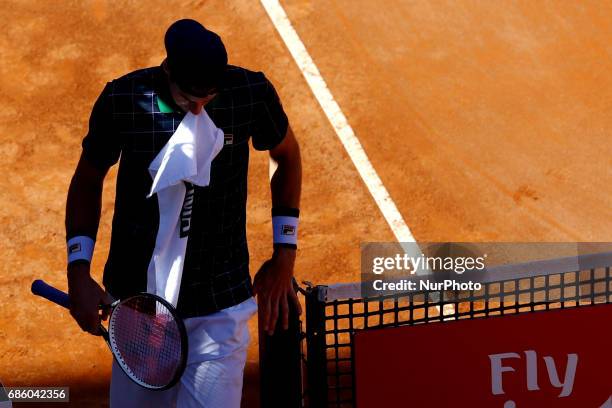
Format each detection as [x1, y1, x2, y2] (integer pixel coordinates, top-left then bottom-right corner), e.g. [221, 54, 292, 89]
[302, 250, 612, 408]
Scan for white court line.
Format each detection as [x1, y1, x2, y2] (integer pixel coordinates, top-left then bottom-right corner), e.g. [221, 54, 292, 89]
[260, 0, 416, 244]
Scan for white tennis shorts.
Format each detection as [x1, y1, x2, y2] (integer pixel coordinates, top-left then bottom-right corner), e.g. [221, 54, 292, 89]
[110, 296, 257, 408]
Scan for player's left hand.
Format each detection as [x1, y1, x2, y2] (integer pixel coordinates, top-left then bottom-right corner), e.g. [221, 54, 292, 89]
[253, 248, 302, 335]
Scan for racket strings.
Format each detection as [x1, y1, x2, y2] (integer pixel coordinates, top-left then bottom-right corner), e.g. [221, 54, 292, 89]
[110, 296, 184, 388]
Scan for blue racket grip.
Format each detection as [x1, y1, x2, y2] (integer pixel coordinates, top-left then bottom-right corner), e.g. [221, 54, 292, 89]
[31, 280, 70, 309]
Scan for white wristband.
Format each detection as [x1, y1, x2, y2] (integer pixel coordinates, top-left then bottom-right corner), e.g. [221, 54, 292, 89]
[272, 216, 299, 246]
[67, 236, 95, 264]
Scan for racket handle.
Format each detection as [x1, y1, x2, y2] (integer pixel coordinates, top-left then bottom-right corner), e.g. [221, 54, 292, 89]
[31, 279, 70, 309]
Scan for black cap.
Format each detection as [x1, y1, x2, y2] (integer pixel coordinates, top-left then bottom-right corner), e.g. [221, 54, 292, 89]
[164, 19, 227, 97]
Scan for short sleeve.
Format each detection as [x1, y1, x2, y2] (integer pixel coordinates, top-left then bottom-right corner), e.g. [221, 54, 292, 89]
[251, 74, 289, 151]
[81, 82, 121, 170]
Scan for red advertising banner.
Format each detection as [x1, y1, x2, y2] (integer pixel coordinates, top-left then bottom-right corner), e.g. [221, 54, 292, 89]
[354, 304, 612, 408]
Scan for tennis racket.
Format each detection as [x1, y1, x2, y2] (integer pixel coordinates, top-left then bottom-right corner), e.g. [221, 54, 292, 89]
[31, 279, 188, 390]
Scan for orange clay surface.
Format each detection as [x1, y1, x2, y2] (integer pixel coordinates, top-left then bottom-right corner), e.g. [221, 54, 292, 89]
[0, 0, 610, 406]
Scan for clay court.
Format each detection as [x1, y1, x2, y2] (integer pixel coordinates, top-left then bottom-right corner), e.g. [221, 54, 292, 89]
[0, 0, 610, 406]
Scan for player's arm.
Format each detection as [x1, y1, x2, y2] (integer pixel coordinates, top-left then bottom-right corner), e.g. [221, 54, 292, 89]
[65, 83, 118, 335]
[269, 126, 302, 210]
[66, 154, 108, 245]
[254, 126, 303, 335]
[65, 155, 114, 335]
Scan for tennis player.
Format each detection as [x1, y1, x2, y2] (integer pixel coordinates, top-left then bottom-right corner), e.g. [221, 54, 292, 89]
[64, 19, 302, 407]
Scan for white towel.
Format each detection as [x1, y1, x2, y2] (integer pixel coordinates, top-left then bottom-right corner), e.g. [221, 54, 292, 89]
[146, 109, 224, 306]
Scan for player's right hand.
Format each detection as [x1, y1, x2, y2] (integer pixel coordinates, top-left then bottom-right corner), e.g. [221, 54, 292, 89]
[67, 262, 113, 335]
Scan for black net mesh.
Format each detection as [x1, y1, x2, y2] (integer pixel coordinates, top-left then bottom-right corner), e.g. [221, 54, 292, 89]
[305, 263, 612, 407]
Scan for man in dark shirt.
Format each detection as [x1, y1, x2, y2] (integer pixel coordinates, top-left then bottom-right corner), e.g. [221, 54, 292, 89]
[65, 19, 302, 407]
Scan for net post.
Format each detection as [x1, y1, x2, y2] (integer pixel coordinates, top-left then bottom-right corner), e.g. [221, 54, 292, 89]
[305, 285, 328, 407]
[259, 287, 303, 408]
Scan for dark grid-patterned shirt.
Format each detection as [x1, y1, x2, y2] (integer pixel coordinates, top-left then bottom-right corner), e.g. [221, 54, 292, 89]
[82, 65, 288, 318]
